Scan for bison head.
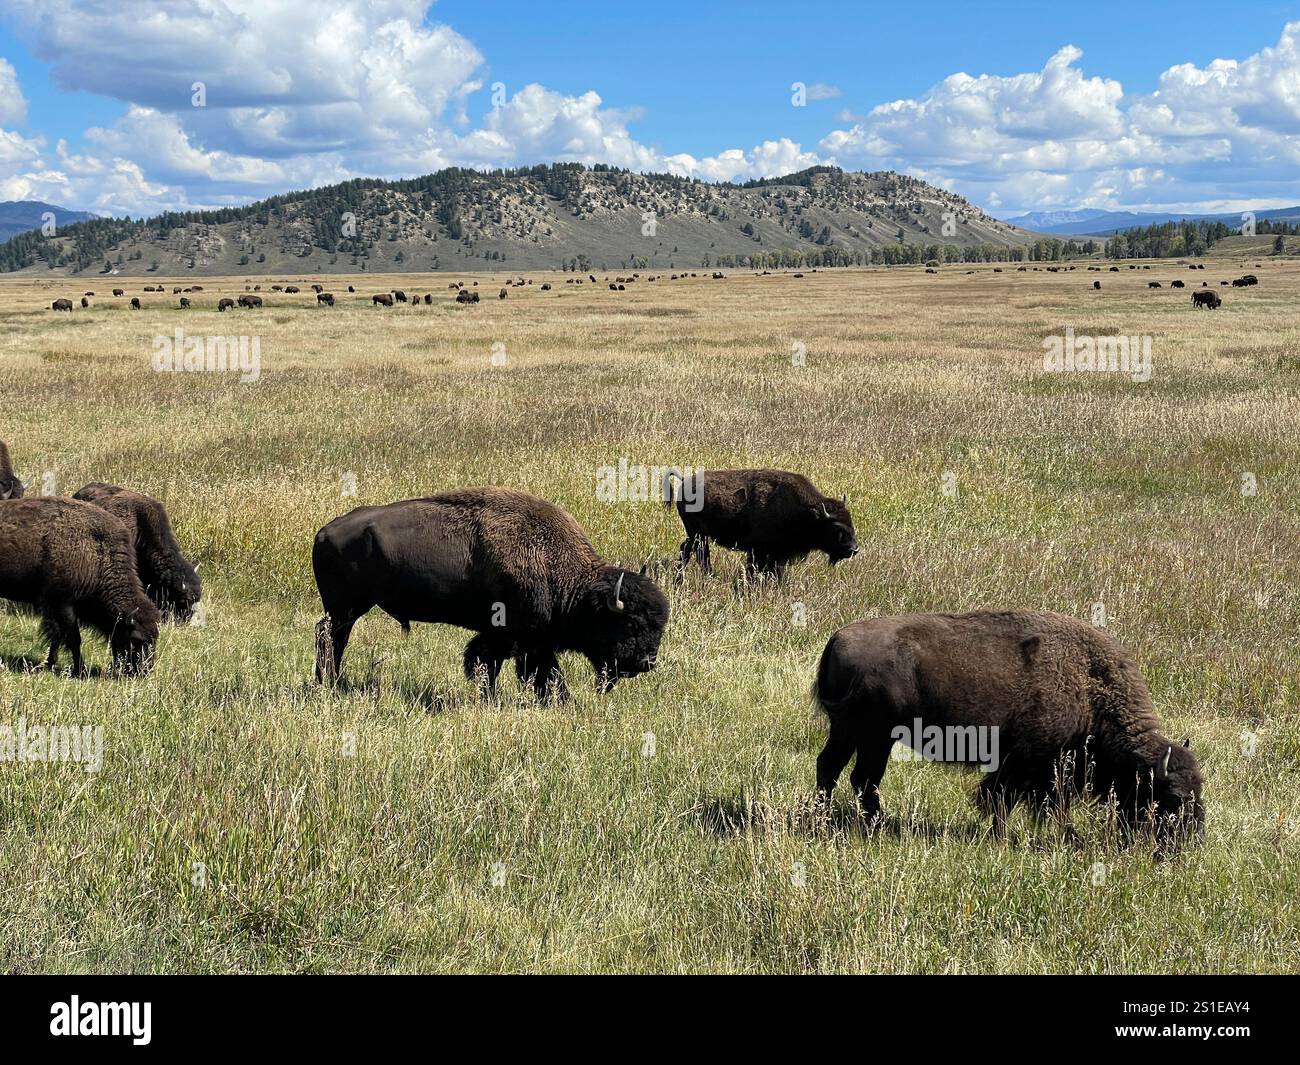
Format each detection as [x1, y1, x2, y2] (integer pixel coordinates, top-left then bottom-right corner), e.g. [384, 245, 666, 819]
[810, 497, 859, 564]
[153, 558, 202, 622]
[1149, 739, 1205, 854]
[110, 608, 160, 676]
[573, 567, 670, 691]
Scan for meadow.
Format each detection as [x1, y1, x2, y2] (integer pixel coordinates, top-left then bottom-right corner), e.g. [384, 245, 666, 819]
[0, 259, 1297, 973]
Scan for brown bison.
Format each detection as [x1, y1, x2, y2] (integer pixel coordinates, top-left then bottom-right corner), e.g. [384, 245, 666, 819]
[218, 298, 235, 312]
[1092, 281, 1100, 290]
[312, 488, 670, 700]
[52, 298, 73, 312]
[130, 297, 141, 310]
[112, 289, 125, 297]
[1170, 279, 1185, 288]
[665, 469, 858, 580]
[72, 483, 202, 621]
[312, 284, 323, 293]
[1191, 290, 1221, 309]
[813, 610, 1204, 855]
[1148, 281, 1162, 288]
[423, 293, 432, 305]
[80, 297, 89, 308]
[0, 498, 159, 675]
[317, 292, 334, 306]
[455, 289, 479, 304]
[0, 439, 24, 499]
[284, 285, 300, 294]
[238, 294, 262, 308]
[372, 293, 394, 307]
[178, 297, 191, 308]
[392, 290, 407, 303]
[499, 288, 508, 299]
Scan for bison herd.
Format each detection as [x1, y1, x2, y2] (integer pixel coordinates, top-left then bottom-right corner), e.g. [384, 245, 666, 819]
[0, 435, 1206, 854]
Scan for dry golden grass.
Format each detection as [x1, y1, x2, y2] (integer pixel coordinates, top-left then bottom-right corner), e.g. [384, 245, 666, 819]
[0, 258, 1297, 973]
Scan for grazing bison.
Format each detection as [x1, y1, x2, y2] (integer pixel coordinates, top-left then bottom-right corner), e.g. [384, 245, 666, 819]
[312, 284, 323, 293]
[392, 290, 407, 303]
[80, 297, 89, 308]
[178, 297, 190, 308]
[317, 292, 334, 306]
[347, 285, 355, 293]
[112, 289, 125, 297]
[238, 294, 263, 308]
[1092, 281, 1101, 290]
[372, 293, 394, 307]
[1170, 280, 1185, 288]
[218, 298, 235, 312]
[1148, 281, 1162, 288]
[284, 285, 300, 294]
[0, 439, 24, 499]
[312, 488, 670, 699]
[1191, 290, 1221, 310]
[665, 469, 858, 581]
[499, 288, 508, 299]
[0, 498, 159, 675]
[423, 293, 432, 305]
[130, 298, 141, 310]
[455, 289, 480, 304]
[52, 298, 73, 312]
[813, 610, 1205, 854]
[72, 483, 202, 621]
[540, 283, 552, 291]
[1232, 275, 1259, 287]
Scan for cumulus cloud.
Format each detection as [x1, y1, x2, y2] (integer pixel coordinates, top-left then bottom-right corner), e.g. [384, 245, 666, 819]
[820, 25, 1300, 213]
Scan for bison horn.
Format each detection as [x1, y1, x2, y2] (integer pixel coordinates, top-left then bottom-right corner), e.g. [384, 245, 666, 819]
[1158, 746, 1172, 779]
[841, 494, 848, 506]
[610, 572, 626, 612]
[820, 503, 831, 519]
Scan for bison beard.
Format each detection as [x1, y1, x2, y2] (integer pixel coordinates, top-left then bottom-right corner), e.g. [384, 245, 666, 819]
[312, 488, 669, 699]
[72, 483, 202, 621]
[813, 610, 1204, 856]
[0, 498, 159, 676]
[666, 468, 858, 581]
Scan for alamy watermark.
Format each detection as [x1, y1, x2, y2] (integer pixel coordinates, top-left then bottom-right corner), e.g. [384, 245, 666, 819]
[1042, 325, 1152, 383]
[596, 459, 704, 512]
[890, 719, 1000, 772]
[1, 717, 103, 773]
[153, 328, 261, 383]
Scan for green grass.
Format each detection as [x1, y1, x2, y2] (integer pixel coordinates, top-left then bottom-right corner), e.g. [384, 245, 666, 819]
[1, 263, 1298, 972]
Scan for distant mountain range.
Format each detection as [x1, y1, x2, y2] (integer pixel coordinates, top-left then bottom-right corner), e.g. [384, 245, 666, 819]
[0, 200, 96, 242]
[1005, 205, 1300, 237]
[0, 165, 1039, 275]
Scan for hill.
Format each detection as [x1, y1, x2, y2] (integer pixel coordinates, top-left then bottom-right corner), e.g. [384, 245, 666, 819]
[0, 165, 1042, 276]
[0, 200, 96, 243]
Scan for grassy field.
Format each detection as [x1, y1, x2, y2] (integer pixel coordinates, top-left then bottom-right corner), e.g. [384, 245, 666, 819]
[1, 259, 1297, 974]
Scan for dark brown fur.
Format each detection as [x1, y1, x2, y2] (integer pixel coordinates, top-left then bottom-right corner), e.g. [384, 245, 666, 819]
[0, 498, 159, 675]
[72, 484, 201, 621]
[312, 487, 669, 700]
[813, 610, 1204, 853]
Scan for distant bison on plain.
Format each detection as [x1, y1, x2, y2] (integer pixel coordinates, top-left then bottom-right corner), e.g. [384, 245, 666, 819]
[813, 610, 1205, 855]
[1191, 290, 1221, 309]
[372, 293, 394, 307]
[52, 298, 73, 312]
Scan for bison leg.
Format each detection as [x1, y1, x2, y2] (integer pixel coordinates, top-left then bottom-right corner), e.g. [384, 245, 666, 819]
[515, 649, 568, 703]
[315, 609, 360, 684]
[676, 534, 711, 580]
[41, 603, 84, 676]
[815, 720, 857, 804]
[977, 777, 1020, 840]
[849, 734, 893, 820]
[463, 633, 508, 699]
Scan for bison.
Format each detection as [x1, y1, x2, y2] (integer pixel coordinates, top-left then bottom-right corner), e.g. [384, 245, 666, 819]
[218, 298, 235, 312]
[1170, 280, 1185, 288]
[80, 297, 89, 308]
[372, 293, 394, 307]
[284, 285, 300, 294]
[178, 297, 190, 308]
[72, 483, 202, 621]
[312, 487, 670, 700]
[0, 498, 159, 675]
[665, 468, 858, 581]
[1148, 281, 1162, 288]
[238, 294, 262, 308]
[52, 298, 73, 312]
[455, 289, 479, 304]
[0, 439, 24, 499]
[499, 288, 509, 299]
[112, 289, 125, 297]
[1092, 281, 1101, 290]
[1191, 290, 1221, 310]
[423, 293, 432, 305]
[317, 292, 334, 306]
[392, 290, 407, 303]
[130, 298, 141, 310]
[813, 610, 1205, 855]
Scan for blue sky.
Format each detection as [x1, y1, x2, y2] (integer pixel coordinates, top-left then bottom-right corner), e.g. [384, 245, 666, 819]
[2, 1, 1300, 218]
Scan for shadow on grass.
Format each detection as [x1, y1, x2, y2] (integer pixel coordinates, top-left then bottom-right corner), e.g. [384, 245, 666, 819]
[694, 793, 993, 844]
[0, 652, 115, 680]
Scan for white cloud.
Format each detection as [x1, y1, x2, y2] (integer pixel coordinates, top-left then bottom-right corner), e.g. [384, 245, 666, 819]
[0, 58, 27, 125]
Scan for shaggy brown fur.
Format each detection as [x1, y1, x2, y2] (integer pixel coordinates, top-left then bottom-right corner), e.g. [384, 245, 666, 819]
[665, 468, 858, 580]
[813, 610, 1204, 853]
[0, 439, 23, 499]
[312, 487, 669, 699]
[72, 483, 201, 621]
[0, 498, 160, 675]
